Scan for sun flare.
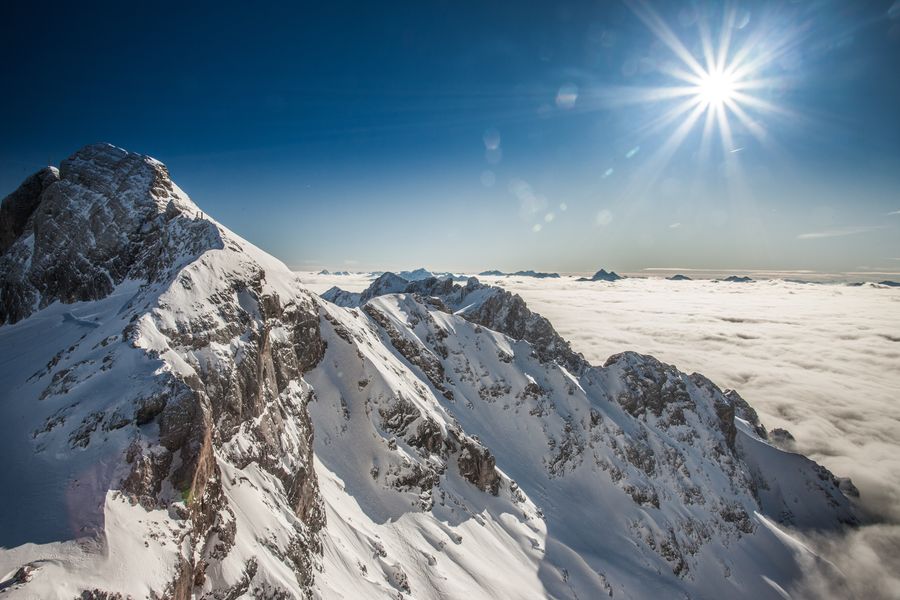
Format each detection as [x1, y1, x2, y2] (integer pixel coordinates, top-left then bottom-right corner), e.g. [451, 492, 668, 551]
[696, 70, 736, 107]
[622, 1, 798, 162]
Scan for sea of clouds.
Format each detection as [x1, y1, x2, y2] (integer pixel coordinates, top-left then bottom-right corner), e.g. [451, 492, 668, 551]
[302, 272, 900, 598]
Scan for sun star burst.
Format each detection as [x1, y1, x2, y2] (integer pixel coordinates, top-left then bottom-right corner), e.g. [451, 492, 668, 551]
[622, 0, 798, 162]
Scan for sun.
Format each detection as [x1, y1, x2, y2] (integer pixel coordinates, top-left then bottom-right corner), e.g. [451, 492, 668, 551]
[696, 70, 736, 107]
[618, 1, 797, 161]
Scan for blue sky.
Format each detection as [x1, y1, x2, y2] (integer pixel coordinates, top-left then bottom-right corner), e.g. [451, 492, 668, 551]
[2, 0, 899, 274]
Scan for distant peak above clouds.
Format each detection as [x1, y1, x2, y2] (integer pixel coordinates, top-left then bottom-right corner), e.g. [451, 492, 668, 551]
[577, 268, 623, 282]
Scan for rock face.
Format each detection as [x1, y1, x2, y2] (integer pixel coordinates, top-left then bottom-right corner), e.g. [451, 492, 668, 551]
[509, 270, 560, 278]
[0, 144, 220, 324]
[320, 285, 361, 307]
[0, 166, 59, 255]
[0, 144, 860, 600]
[360, 272, 409, 303]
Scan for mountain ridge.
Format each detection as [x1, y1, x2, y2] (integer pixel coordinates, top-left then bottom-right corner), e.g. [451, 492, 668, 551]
[0, 144, 859, 599]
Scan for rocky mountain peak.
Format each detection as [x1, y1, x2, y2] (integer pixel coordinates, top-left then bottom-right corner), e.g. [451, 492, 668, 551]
[0, 143, 221, 324]
[577, 268, 623, 282]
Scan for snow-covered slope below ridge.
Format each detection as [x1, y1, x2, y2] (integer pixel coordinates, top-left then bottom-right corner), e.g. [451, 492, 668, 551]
[0, 144, 858, 599]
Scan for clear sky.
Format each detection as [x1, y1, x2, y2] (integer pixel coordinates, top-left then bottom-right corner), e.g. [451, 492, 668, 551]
[2, 0, 899, 274]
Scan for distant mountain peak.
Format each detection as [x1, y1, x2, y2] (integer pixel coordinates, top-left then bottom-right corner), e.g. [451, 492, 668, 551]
[577, 268, 623, 282]
[508, 269, 560, 278]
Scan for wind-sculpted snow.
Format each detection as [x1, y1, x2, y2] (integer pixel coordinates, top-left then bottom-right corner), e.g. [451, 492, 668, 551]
[0, 145, 863, 599]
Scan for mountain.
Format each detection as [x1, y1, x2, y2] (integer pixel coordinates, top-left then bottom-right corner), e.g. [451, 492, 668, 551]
[667, 274, 692, 281]
[721, 275, 754, 283]
[577, 268, 623, 282]
[478, 270, 506, 276]
[878, 280, 900, 287]
[0, 144, 859, 599]
[398, 267, 435, 281]
[508, 270, 560, 278]
[397, 268, 468, 282]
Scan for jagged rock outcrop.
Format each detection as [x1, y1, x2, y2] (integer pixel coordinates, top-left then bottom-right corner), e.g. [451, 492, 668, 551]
[360, 272, 409, 304]
[456, 439, 501, 495]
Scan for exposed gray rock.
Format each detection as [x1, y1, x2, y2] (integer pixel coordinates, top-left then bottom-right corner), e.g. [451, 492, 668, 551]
[769, 427, 795, 449]
[359, 272, 409, 304]
[0, 166, 59, 255]
[320, 286, 360, 307]
[457, 438, 500, 496]
[0, 143, 222, 324]
[509, 270, 560, 279]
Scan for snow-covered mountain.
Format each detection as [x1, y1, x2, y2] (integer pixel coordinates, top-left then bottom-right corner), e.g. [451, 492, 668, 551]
[397, 268, 468, 282]
[0, 144, 859, 599]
